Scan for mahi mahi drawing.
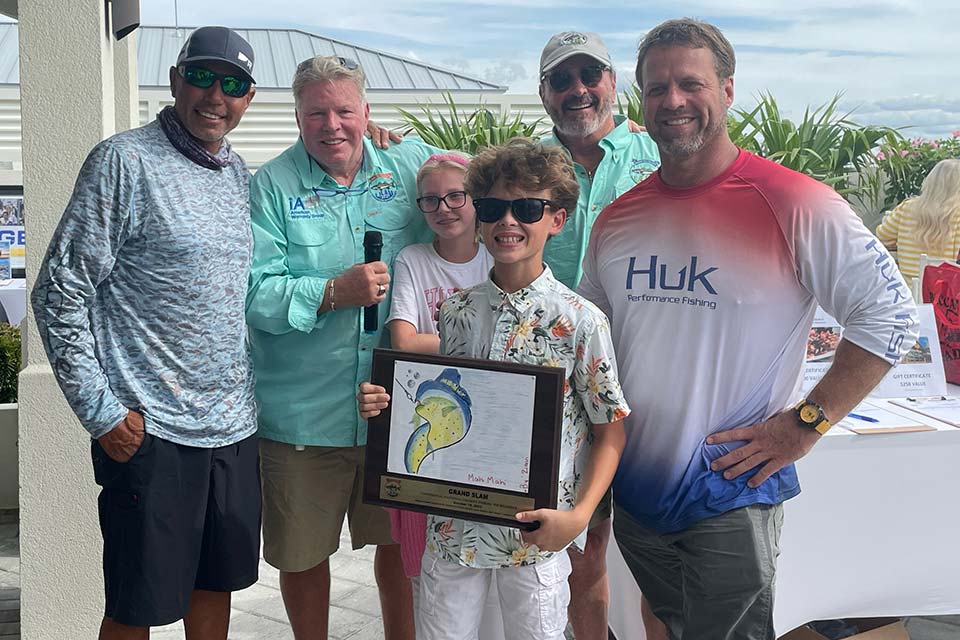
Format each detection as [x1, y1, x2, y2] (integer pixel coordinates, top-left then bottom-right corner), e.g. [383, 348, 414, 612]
[402, 368, 473, 474]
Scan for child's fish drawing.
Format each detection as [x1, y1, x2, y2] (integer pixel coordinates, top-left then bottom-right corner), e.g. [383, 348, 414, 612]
[404, 368, 473, 473]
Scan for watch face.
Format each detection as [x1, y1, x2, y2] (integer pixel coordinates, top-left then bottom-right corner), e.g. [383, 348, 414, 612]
[799, 404, 820, 423]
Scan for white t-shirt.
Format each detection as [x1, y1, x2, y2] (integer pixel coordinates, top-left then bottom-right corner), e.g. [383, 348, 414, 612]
[578, 150, 919, 534]
[388, 242, 494, 334]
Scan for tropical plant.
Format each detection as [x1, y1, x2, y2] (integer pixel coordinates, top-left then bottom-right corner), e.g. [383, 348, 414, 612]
[0, 324, 20, 404]
[616, 86, 644, 126]
[397, 92, 545, 154]
[874, 132, 960, 210]
[730, 92, 898, 206]
[616, 89, 896, 206]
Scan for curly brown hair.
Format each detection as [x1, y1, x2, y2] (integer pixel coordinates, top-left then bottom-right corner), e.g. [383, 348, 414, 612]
[464, 138, 579, 214]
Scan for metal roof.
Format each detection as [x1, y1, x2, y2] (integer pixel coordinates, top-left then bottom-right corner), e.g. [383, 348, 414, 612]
[0, 24, 505, 92]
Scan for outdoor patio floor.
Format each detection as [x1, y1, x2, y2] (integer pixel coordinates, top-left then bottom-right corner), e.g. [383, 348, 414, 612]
[0, 509, 958, 639]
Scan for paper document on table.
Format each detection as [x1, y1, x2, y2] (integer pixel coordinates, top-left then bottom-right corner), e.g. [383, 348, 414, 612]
[835, 400, 936, 435]
[801, 304, 946, 398]
[889, 396, 960, 428]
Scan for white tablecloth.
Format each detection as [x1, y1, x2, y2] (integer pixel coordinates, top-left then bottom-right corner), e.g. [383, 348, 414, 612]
[609, 419, 960, 638]
[0, 278, 25, 326]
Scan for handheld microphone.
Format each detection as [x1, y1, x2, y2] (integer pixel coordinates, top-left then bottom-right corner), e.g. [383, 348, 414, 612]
[363, 231, 383, 334]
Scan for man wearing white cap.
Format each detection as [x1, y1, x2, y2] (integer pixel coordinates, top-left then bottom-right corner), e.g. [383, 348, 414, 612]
[537, 31, 660, 640]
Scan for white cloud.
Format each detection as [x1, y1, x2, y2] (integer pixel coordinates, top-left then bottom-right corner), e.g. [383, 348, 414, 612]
[138, 0, 960, 139]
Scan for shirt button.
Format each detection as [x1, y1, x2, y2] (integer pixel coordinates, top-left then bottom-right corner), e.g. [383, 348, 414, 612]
[592, 205, 598, 211]
[355, 227, 361, 232]
[614, 154, 620, 161]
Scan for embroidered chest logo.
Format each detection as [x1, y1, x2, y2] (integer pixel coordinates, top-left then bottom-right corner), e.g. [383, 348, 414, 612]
[369, 172, 398, 202]
[629, 158, 659, 184]
[287, 195, 325, 220]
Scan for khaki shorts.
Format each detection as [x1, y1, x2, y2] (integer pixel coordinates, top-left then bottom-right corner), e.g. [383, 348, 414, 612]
[613, 502, 783, 640]
[260, 439, 394, 572]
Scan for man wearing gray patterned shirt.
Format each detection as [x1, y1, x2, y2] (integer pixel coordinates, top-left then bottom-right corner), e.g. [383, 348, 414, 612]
[31, 27, 259, 639]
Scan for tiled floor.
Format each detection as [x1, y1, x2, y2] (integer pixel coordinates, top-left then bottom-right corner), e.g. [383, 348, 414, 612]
[1, 510, 959, 639]
[153, 526, 383, 640]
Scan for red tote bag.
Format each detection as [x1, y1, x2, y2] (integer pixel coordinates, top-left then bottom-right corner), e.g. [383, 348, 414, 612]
[922, 261, 960, 384]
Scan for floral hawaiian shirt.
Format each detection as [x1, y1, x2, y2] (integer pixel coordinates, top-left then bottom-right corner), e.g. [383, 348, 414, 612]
[426, 265, 630, 569]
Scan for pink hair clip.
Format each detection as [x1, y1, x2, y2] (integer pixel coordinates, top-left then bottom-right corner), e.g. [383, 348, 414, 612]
[425, 153, 470, 167]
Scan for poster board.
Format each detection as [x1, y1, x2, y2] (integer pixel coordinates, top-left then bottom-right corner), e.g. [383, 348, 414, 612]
[364, 348, 564, 530]
[802, 304, 946, 399]
[0, 188, 24, 273]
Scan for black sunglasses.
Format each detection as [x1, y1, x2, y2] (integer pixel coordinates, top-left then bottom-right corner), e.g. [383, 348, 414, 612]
[417, 191, 468, 213]
[542, 64, 609, 93]
[179, 65, 252, 98]
[474, 198, 555, 224]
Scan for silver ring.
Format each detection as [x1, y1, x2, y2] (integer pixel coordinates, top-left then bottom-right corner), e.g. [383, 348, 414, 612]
[377, 284, 386, 296]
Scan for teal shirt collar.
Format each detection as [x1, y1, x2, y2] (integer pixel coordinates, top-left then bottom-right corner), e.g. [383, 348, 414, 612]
[600, 114, 635, 151]
[543, 114, 634, 161]
[292, 136, 384, 191]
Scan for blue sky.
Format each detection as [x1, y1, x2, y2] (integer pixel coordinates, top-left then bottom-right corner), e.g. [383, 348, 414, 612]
[141, 0, 959, 138]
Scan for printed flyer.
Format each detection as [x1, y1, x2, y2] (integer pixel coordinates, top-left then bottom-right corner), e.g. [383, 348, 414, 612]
[801, 304, 945, 398]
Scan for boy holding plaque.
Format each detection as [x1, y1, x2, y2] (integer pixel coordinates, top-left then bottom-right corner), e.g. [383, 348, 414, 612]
[358, 138, 628, 639]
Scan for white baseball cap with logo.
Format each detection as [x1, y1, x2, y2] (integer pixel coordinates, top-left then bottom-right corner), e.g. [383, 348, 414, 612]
[539, 31, 613, 77]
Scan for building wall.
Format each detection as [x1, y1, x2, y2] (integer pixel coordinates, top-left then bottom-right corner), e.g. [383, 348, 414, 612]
[0, 86, 550, 170]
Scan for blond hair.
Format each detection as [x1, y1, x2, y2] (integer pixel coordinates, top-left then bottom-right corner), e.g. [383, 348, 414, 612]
[292, 56, 366, 108]
[910, 159, 960, 250]
[416, 152, 472, 192]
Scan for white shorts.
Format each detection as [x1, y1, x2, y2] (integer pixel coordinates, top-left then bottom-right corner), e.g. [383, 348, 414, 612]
[416, 549, 572, 640]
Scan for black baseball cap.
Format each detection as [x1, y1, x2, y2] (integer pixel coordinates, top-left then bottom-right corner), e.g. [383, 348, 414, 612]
[176, 26, 256, 83]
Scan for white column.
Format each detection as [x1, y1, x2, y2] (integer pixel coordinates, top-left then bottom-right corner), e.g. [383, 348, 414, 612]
[115, 32, 140, 133]
[18, 1, 121, 637]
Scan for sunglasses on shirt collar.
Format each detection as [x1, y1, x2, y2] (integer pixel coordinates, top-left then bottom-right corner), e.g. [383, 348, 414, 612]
[473, 197, 556, 224]
[541, 64, 609, 93]
[179, 65, 252, 98]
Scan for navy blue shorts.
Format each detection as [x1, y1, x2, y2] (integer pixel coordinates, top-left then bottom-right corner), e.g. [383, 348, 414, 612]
[91, 432, 261, 627]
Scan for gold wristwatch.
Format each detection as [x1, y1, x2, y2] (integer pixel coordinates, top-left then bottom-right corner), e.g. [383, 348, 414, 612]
[793, 400, 831, 435]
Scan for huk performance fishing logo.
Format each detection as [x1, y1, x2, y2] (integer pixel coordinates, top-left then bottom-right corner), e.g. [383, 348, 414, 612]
[625, 255, 719, 310]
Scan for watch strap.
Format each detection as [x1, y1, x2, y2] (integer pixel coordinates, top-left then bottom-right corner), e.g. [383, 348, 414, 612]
[793, 400, 831, 435]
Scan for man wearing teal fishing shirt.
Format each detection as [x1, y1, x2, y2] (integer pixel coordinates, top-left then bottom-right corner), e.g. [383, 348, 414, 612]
[245, 55, 441, 640]
[538, 31, 661, 640]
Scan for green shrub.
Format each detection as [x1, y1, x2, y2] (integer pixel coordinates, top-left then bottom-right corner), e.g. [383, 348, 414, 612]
[0, 324, 20, 404]
[616, 86, 644, 126]
[730, 93, 897, 205]
[615, 89, 898, 212]
[400, 89, 903, 219]
[875, 133, 960, 210]
[398, 92, 544, 154]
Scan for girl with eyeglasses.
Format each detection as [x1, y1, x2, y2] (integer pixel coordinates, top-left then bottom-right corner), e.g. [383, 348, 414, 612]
[387, 152, 493, 354]
[382, 152, 493, 599]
